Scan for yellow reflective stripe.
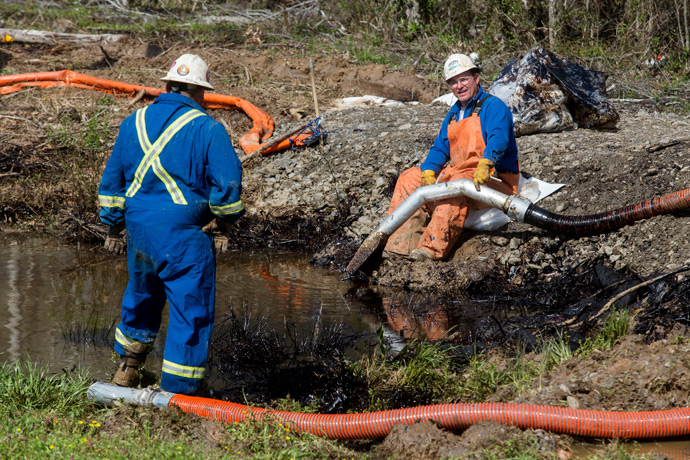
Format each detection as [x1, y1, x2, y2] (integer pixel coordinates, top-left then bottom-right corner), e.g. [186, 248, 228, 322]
[128, 107, 150, 197]
[136, 106, 151, 150]
[115, 328, 153, 353]
[161, 359, 205, 379]
[126, 108, 204, 203]
[210, 200, 244, 216]
[98, 194, 125, 209]
[152, 157, 188, 205]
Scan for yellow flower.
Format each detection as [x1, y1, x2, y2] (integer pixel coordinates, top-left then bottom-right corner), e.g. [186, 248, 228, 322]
[78, 421, 84, 425]
[81, 437, 88, 443]
[286, 436, 291, 440]
[49, 445, 54, 449]
[16, 428, 21, 432]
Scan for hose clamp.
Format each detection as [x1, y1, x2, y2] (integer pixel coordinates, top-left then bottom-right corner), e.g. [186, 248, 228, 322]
[505, 195, 532, 223]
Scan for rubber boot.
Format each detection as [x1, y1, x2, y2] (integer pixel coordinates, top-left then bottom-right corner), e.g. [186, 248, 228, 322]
[112, 354, 145, 388]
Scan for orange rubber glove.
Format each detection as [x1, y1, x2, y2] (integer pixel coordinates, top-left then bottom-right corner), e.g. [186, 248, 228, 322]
[473, 158, 494, 191]
[420, 169, 437, 187]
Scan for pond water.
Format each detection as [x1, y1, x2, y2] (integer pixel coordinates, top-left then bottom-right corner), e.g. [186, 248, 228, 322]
[0, 234, 387, 381]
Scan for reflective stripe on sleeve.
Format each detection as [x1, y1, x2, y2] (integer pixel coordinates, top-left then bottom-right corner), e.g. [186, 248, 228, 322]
[98, 194, 125, 209]
[162, 359, 206, 380]
[210, 200, 244, 216]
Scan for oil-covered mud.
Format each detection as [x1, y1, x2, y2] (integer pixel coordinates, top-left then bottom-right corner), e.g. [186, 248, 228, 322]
[3, 35, 690, 459]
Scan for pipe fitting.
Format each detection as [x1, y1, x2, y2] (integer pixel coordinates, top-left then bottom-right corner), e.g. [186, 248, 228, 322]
[87, 381, 174, 409]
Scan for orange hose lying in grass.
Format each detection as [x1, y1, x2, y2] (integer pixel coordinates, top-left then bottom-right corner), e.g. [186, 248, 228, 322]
[88, 383, 690, 441]
[170, 395, 690, 440]
[0, 70, 312, 155]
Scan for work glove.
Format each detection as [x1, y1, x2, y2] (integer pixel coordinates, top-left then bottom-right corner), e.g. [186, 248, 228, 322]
[420, 169, 437, 187]
[473, 158, 494, 191]
[104, 222, 126, 255]
[203, 218, 232, 254]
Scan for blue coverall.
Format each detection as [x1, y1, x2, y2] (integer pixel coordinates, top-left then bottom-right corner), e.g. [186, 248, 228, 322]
[98, 92, 245, 395]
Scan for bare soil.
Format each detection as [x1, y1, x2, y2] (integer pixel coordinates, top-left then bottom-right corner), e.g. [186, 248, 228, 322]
[2, 37, 690, 458]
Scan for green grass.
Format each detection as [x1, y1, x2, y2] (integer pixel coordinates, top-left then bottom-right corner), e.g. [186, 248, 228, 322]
[0, 341, 655, 460]
[577, 308, 632, 358]
[0, 360, 366, 459]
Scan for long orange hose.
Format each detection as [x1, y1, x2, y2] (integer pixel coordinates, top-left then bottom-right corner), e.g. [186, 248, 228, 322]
[169, 395, 690, 439]
[0, 70, 312, 155]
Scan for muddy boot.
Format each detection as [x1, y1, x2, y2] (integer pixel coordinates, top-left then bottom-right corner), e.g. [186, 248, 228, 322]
[112, 355, 145, 388]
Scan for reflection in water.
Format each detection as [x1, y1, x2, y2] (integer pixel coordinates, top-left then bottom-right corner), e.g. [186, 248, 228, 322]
[0, 236, 381, 380]
[572, 438, 690, 460]
[382, 297, 452, 342]
[4, 244, 21, 361]
[377, 289, 494, 344]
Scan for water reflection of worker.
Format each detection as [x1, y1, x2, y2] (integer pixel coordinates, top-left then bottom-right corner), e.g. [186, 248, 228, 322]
[98, 54, 245, 395]
[382, 297, 451, 342]
[384, 53, 520, 261]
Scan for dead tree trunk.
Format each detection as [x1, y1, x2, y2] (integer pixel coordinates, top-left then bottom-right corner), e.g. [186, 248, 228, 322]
[0, 28, 127, 46]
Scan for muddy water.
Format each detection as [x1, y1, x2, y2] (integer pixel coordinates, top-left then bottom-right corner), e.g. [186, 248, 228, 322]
[0, 234, 383, 381]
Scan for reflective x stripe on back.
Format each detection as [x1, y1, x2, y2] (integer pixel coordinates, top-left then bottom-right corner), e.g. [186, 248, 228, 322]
[126, 106, 205, 204]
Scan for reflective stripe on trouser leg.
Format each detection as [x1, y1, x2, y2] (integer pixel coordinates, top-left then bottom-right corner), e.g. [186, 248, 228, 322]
[159, 250, 216, 395]
[114, 327, 154, 357]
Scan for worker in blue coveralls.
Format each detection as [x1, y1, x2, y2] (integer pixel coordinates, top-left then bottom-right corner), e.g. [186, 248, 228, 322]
[98, 54, 245, 395]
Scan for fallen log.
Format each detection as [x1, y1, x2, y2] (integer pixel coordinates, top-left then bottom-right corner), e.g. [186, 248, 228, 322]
[0, 28, 127, 46]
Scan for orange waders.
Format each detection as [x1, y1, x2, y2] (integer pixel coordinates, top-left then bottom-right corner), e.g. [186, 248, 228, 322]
[384, 111, 519, 260]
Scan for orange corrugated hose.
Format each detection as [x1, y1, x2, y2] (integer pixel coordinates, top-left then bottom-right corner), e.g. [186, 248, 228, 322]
[0, 70, 311, 155]
[169, 395, 690, 439]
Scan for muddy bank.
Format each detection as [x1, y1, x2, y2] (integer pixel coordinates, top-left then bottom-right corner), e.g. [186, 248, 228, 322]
[244, 101, 690, 286]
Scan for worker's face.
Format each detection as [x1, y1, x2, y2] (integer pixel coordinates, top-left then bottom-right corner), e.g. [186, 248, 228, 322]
[447, 71, 479, 107]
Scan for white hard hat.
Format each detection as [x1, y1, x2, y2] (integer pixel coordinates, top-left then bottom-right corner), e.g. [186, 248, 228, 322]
[443, 53, 478, 82]
[161, 54, 214, 90]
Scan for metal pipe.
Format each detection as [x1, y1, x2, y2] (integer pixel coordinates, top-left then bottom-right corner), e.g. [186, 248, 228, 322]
[379, 179, 531, 235]
[87, 381, 174, 409]
[345, 179, 532, 274]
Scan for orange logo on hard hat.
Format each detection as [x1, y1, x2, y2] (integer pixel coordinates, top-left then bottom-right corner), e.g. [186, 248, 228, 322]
[177, 64, 190, 76]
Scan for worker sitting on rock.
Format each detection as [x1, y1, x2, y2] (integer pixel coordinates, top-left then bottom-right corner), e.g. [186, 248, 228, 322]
[98, 54, 245, 395]
[384, 53, 520, 261]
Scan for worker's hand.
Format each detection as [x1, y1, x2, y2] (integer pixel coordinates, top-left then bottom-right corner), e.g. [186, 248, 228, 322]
[473, 158, 495, 191]
[203, 219, 233, 254]
[203, 218, 234, 235]
[420, 170, 437, 187]
[213, 235, 229, 254]
[104, 222, 126, 255]
[202, 219, 218, 234]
